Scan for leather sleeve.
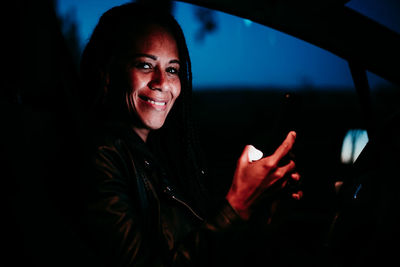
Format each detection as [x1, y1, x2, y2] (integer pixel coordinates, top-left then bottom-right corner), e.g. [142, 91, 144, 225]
[83, 145, 165, 267]
[84, 144, 244, 267]
[205, 200, 243, 232]
[170, 200, 245, 266]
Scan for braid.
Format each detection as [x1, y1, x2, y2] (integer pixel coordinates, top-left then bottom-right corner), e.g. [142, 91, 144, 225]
[80, 1, 211, 215]
[176, 22, 211, 214]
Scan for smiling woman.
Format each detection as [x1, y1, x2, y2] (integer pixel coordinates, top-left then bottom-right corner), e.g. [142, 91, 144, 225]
[124, 24, 182, 141]
[77, 2, 302, 266]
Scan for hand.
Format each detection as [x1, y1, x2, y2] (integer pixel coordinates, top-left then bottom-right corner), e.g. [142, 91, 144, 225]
[226, 131, 300, 220]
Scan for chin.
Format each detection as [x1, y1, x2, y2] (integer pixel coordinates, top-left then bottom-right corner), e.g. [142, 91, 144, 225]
[144, 119, 166, 131]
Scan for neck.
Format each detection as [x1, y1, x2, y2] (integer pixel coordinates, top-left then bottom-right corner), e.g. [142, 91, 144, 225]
[133, 126, 150, 143]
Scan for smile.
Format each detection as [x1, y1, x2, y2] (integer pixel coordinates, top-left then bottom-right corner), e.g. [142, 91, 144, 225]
[139, 95, 167, 107]
[147, 99, 166, 106]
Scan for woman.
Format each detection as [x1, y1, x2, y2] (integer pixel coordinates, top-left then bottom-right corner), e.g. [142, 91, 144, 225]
[78, 3, 300, 266]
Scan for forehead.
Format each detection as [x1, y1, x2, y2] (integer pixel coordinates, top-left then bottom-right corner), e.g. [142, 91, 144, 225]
[132, 24, 178, 54]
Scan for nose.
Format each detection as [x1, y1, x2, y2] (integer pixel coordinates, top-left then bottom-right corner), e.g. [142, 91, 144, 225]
[148, 68, 168, 91]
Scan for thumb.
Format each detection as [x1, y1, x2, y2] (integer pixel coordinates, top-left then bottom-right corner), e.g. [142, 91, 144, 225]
[248, 145, 263, 162]
[238, 145, 252, 165]
[239, 145, 263, 164]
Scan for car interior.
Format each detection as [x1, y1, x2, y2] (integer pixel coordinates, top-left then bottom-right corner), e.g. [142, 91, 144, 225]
[7, 0, 400, 266]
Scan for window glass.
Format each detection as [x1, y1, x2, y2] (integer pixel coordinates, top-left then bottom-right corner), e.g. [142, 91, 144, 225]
[56, 0, 399, 91]
[55, 0, 399, 175]
[56, 0, 131, 52]
[174, 2, 354, 90]
[368, 71, 400, 121]
[341, 129, 369, 164]
[56, 0, 356, 91]
[346, 0, 400, 34]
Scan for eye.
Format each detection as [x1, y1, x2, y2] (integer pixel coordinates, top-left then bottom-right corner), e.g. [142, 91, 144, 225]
[135, 62, 152, 70]
[166, 67, 179, 75]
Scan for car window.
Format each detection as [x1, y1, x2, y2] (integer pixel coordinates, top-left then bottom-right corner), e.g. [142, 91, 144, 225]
[174, 2, 356, 90]
[56, 0, 357, 90]
[56, 0, 398, 91]
[346, 0, 400, 35]
[56, 0, 399, 193]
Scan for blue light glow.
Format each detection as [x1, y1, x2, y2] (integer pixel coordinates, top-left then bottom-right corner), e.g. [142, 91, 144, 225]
[243, 19, 253, 27]
[56, 0, 399, 89]
[341, 129, 369, 164]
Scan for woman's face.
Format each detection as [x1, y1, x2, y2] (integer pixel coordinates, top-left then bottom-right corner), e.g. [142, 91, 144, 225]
[126, 25, 181, 140]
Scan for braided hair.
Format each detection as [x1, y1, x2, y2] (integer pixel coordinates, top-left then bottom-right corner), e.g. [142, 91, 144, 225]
[79, 2, 210, 215]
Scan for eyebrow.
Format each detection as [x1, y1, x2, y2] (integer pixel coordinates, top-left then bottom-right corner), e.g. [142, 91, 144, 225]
[134, 53, 181, 65]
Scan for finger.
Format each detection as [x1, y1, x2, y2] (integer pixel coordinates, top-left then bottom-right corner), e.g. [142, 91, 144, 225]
[280, 179, 288, 188]
[274, 160, 296, 179]
[268, 160, 296, 185]
[291, 172, 300, 181]
[270, 131, 296, 164]
[238, 145, 253, 165]
[292, 190, 303, 200]
[248, 145, 263, 162]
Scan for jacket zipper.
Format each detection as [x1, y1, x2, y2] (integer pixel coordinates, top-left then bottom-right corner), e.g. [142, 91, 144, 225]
[164, 186, 204, 222]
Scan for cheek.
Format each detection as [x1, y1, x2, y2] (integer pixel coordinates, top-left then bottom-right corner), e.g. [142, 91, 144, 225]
[173, 80, 182, 99]
[125, 72, 143, 110]
[128, 71, 146, 90]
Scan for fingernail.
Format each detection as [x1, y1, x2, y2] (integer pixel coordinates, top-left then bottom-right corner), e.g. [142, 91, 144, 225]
[291, 173, 300, 181]
[292, 193, 300, 200]
[248, 145, 263, 162]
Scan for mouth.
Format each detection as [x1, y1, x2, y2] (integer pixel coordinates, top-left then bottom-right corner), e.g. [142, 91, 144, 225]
[139, 95, 167, 106]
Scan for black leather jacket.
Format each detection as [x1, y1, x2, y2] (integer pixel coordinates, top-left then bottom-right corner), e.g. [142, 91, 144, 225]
[80, 123, 242, 267]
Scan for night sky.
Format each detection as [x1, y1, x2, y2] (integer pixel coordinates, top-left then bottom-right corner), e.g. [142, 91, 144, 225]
[56, 0, 399, 90]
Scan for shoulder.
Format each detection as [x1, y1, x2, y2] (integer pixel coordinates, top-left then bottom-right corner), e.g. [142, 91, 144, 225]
[81, 122, 142, 180]
[88, 122, 142, 163]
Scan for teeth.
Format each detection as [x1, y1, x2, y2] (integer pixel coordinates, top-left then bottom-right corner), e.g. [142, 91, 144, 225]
[147, 99, 166, 106]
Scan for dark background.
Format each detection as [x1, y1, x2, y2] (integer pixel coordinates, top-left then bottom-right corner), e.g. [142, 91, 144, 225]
[4, 0, 400, 266]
